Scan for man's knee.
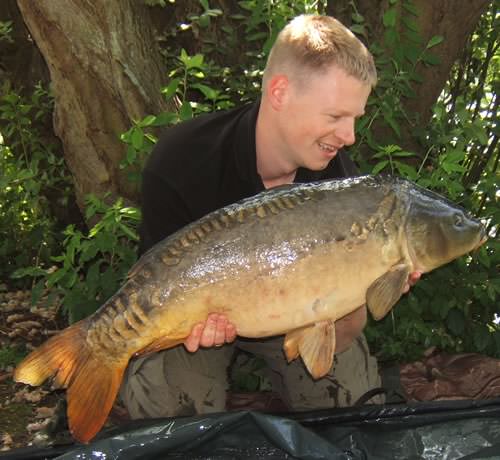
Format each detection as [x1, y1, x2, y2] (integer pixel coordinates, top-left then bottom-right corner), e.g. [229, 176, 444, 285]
[119, 346, 233, 419]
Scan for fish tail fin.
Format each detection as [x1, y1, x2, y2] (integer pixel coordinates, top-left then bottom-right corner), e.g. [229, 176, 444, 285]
[14, 320, 127, 443]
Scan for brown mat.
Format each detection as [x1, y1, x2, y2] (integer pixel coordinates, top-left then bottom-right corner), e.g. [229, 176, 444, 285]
[400, 349, 500, 401]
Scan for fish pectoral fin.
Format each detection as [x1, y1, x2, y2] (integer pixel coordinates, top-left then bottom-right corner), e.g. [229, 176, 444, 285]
[366, 263, 410, 320]
[283, 327, 306, 362]
[284, 320, 336, 380]
[135, 336, 185, 356]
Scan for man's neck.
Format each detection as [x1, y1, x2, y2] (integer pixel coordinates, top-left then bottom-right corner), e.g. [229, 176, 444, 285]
[262, 172, 296, 189]
[255, 104, 297, 189]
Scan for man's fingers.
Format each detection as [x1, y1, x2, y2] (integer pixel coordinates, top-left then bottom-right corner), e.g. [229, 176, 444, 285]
[184, 323, 203, 352]
[212, 315, 228, 346]
[403, 271, 423, 294]
[409, 271, 422, 285]
[184, 314, 237, 352]
[226, 323, 237, 343]
[199, 313, 218, 347]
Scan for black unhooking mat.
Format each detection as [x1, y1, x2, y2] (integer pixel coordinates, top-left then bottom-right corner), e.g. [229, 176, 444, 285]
[3, 398, 500, 460]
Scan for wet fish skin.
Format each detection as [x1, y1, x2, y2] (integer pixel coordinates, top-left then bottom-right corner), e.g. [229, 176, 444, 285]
[13, 175, 487, 443]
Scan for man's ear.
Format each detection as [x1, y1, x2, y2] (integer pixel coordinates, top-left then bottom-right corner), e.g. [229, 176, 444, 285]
[266, 74, 289, 111]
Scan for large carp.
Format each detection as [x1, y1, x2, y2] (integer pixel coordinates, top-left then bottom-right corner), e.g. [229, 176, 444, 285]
[14, 175, 486, 442]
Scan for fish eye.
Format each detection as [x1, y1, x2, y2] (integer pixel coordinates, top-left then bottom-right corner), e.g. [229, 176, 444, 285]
[453, 213, 464, 227]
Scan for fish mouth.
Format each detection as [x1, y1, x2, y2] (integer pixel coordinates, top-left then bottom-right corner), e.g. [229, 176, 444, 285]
[472, 225, 489, 252]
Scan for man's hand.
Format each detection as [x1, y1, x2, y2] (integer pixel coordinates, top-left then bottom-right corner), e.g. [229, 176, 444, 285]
[184, 313, 237, 352]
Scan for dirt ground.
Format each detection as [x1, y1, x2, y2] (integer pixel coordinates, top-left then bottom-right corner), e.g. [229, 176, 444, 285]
[0, 286, 73, 452]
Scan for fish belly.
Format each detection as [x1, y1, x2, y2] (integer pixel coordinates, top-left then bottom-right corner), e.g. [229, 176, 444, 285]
[152, 237, 394, 339]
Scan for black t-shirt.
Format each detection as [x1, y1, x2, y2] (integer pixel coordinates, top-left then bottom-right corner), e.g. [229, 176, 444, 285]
[139, 101, 359, 254]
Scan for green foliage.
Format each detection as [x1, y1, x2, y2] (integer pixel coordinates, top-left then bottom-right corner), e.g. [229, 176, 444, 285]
[0, 20, 13, 43]
[0, 85, 72, 285]
[351, 0, 499, 362]
[0, 345, 25, 368]
[353, 0, 444, 158]
[12, 196, 140, 324]
[121, 0, 328, 182]
[231, 353, 272, 392]
[238, 0, 327, 55]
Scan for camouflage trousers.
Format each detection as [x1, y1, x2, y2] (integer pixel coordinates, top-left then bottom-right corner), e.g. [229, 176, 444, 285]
[119, 334, 382, 419]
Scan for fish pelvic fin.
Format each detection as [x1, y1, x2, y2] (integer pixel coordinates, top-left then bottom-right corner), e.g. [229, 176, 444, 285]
[366, 263, 410, 320]
[14, 320, 127, 443]
[283, 328, 302, 362]
[284, 320, 336, 380]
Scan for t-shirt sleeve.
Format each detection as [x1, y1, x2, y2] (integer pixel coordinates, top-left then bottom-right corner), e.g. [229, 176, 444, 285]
[138, 169, 192, 255]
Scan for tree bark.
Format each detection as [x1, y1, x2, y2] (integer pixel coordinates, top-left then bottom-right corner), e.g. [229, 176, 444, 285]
[16, 0, 169, 210]
[405, 0, 490, 127]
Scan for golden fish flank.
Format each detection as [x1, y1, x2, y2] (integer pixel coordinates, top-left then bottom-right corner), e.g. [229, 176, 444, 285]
[14, 175, 487, 443]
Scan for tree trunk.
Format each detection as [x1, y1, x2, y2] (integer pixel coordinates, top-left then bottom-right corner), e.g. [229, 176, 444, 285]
[405, 0, 490, 127]
[16, 0, 169, 210]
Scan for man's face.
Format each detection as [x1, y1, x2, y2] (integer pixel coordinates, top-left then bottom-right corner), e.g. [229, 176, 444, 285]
[276, 65, 371, 171]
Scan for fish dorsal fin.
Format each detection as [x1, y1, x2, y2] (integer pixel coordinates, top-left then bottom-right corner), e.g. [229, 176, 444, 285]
[283, 320, 336, 380]
[366, 263, 410, 320]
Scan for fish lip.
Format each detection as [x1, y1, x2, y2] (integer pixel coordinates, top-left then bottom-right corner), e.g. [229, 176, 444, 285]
[471, 225, 488, 253]
[475, 234, 488, 250]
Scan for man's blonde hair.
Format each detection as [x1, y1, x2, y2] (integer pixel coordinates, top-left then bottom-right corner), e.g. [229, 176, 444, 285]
[262, 15, 377, 89]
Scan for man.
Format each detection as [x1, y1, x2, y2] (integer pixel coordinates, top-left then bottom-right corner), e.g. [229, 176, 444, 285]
[120, 14, 420, 419]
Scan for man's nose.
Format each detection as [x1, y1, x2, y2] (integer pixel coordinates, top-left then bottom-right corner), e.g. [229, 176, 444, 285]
[337, 118, 356, 146]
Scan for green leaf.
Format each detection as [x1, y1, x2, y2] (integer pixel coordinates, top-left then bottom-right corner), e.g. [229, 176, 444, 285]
[402, 2, 419, 15]
[392, 150, 415, 158]
[153, 111, 178, 126]
[187, 54, 204, 69]
[446, 308, 465, 336]
[470, 122, 489, 145]
[401, 17, 419, 33]
[11, 266, 46, 279]
[426, 35, 444, 49]
[350, 24, 366, 38]
[247, 32, 268, 41]
[382, 111, 401, 137]
[444, 149, 466, 163]
[191, 83, 218, 100]
[138, 115, 156, 127]
[395, 161, 418, 180]
[371, 160, 389, 175]
[473, 326, 490, 352]
[352, 12, 364, 23]
[47, 267, 68, 289]
[119, 222, 139, 241]
[422, 51, 440, 66]
[131, 128, 144, 150]
[383, 8, 397, 28]
[441, 162, 466, 174]
[80, 241, 99, 264]
[162, 78, 181, 100]
[179, 101, 193, 120]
